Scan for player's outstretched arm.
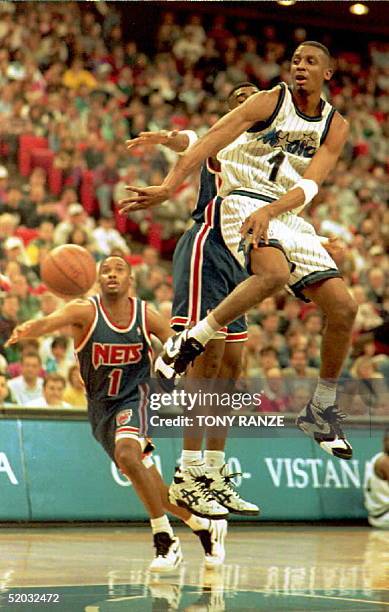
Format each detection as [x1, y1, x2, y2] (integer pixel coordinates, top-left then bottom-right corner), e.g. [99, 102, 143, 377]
[126, 130, 197, 153]
[5, 300, 94, 347]
[118, 88, 279, 214]
[145, 305, 174, 345]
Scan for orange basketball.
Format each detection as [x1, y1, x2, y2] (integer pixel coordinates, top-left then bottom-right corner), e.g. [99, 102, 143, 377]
[40, 245, 96, 297]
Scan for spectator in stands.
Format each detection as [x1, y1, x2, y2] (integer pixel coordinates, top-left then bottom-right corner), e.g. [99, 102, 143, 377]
[8, 351, 44, 406]
[93, 151, 120, 218]
[92, 215, 129, 257]
[44, 336, 73, 378]
[63, 364, 87, 409]
[0, 293, 20, 363]
[0, 372, 15, 407]
[257, 367, 289, 413]
[0, 185, 32, 225]
[10, 274, 40, 321]
[282, 348, 319, 396]
[53, 203, 95, 246]
[62, 57, 97, 91]
[25, 373, 71, 408]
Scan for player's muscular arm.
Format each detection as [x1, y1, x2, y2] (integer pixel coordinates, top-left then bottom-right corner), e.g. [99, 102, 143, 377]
[268, 113, 349, 217]
[5, 300, 94, 347]
[119, 89, 279, 212]
[146, 306, 174, 345]
[162, 89, 279, 194]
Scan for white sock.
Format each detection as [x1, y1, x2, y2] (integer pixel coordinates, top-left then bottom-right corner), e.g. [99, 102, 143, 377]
[181, 449, 205, 477]
[187, 314, 220, 345]
[204, 450, 225, 473]
[150, 515, 174, 537]
[312, 379, 337, 410]
[185, 514, 210, 532]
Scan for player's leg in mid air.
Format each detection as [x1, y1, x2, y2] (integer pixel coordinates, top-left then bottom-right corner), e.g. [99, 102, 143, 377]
[148, 462, 227, 568]
[158, 245, 290, 374]
[296, 277, 357, 459]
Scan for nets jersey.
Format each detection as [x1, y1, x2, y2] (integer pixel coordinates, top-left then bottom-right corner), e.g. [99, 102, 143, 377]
[216, 82, 336, 214]
[191, 159, 220, 224]
[76, 295, 152, 414]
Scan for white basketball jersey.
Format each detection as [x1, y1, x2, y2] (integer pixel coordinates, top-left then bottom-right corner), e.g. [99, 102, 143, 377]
[216, 82, 336, 213]
[364, 453, 389, 517]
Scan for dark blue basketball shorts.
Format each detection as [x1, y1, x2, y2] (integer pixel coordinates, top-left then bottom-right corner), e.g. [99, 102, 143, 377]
[171, 223, 248, 342]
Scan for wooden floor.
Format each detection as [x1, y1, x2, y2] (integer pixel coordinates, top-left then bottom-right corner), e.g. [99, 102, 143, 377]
[0, 524, 388, 611]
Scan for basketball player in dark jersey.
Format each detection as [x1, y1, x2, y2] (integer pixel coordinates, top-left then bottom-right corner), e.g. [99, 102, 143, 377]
[6, 255, 227, 572]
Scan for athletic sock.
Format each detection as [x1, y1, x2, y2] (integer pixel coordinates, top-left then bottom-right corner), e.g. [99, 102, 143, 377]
[185, 515, 210, 532]
[312, 379, 337, 410]
[187, 314, 220, 345]
[150, 515, 174, 537]
[204, 450, 225, 473]
[181, 449, 205, 477]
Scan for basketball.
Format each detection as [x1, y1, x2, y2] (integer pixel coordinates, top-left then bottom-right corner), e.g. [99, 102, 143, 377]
[40, 244, 96, 297]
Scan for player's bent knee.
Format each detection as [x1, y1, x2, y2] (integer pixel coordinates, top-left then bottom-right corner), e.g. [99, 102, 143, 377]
[328, 295, 358, 328]
[114, 440, 143, 475]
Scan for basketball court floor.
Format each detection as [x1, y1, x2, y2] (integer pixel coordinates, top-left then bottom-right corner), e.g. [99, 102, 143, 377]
[0, 524, 388, 611]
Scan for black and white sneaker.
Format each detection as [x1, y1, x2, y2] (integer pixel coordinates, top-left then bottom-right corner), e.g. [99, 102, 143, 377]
[296, 401, 353, 460]
[194, 519, 227, 569]
[148, 532, 183, 573]
[169, 468, 228, 519]
[155, 330, 205, 385]
[207, 465, 260, 516]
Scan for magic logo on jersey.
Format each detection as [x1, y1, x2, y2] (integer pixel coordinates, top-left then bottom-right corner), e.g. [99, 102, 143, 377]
[92, 342, 143, 369]
[257, 129, 317, 158]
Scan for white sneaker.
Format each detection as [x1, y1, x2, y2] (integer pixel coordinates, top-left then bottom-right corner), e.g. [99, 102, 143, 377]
[194, 519, 227, 569]
[148, 533, 183, 573]
[169, 468, 228, 519]
[207, 465, 260, 516]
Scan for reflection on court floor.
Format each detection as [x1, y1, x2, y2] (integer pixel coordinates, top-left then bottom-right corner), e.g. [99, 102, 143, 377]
[0, 526, 388, 610]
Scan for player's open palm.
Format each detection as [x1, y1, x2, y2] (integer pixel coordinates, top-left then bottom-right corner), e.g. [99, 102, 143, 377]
[5, 321, 36, 347]
[126, 130, 178, 150]
[118, 185, 171, 214]
[240, 207, 272, 245]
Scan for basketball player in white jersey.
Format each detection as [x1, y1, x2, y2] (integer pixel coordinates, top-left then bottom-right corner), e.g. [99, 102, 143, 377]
[364, 430, 389, 529]
[119, 42, 358, 461]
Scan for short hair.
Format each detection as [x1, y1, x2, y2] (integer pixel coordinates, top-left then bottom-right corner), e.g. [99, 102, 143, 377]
[51, 336, 69, 350]
[98, 255, 132, 274]
[297, 41, 331, 60]
[227, 81, 259, 99]
[44, 373, 66, 388]
[21, 351, 41, 364]
[260, 346, 278, 357]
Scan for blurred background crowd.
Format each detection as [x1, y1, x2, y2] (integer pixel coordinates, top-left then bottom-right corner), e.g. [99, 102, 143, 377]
[0, 2, 387, 415]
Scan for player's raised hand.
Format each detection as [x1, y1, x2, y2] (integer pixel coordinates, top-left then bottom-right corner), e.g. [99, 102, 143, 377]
[126, 130, 178, 150]
[5, 321, 36, 347]
[118, 185, 172, 214]
[240, 207, 272, 246]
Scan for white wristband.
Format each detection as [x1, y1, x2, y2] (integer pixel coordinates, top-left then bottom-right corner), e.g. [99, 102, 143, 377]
[177, 130, 198, 154]
[295, 178, 319, 205]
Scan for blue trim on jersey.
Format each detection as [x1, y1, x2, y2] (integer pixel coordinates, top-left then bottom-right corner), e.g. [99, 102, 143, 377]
[229, 190, 276, 203]
[191, 163, 217, 223]
[320, 107, 336, 145]
[247, 83, 286, 133]
[289, 89, 326, 122]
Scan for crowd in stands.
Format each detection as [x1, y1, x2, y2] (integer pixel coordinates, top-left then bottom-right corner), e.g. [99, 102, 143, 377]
[0, 3, 387, 415]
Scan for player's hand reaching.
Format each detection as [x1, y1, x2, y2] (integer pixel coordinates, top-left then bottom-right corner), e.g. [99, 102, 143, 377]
[118, 185, 172, 214]
[5, 321, 36, 347]
[126, 130, 179, 150]
[240, 206, 272, 246]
